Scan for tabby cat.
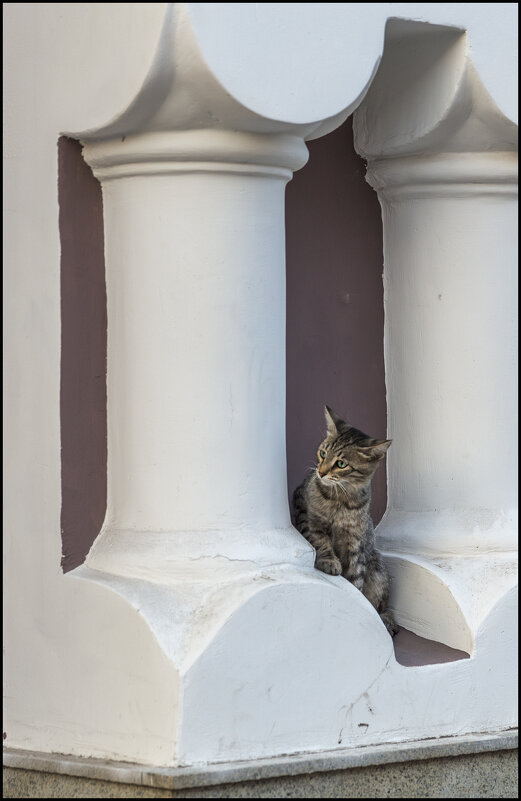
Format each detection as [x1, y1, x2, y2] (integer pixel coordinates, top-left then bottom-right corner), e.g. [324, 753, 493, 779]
[292, 406, 398, 637]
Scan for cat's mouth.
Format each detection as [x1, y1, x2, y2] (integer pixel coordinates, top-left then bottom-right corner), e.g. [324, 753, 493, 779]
[316, 470, 336, 483]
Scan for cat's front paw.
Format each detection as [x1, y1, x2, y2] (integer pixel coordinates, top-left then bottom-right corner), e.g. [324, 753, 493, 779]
[316, 555, 342, 576]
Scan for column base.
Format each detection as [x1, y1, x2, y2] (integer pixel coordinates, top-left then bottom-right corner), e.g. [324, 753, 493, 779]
[55, 542, 518, 767]
[383, 550, 518, 654]
[376, 508, 518, 652]
[85, 525, 315, 582]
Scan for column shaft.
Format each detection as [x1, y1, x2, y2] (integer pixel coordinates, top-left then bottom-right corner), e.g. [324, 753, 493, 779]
[371, 153, 518, 555]
[103, 171, 290, 531]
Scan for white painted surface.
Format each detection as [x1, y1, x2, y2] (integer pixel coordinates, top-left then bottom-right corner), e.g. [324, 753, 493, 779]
[186, 3, 518, 125]
[377, 168, 517, 523]
[354, 25, 517, 157]
[3, 2, 517, 769]
[384, 553, 518, 653]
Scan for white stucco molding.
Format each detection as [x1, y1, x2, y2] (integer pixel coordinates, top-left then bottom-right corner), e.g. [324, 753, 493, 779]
[71, 3, 355, 143]
[354, 20, 517, 158]
[365, 153, 517, 200]
[69, 4, 517, 141]
[183, 3, 518, 129]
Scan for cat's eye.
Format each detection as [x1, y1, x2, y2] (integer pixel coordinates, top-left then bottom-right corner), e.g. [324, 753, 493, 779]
[337, 459, 349, 469]
[319, 449, 327, 459]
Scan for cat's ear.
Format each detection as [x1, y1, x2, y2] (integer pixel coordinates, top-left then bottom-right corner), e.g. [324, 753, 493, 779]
[357, 439, 392, 462]
[324, 405, 346, 436]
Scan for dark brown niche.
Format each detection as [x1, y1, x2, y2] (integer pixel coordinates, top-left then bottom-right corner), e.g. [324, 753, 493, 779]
[285, 115, 387, 523]
[59, 136, 107, 572]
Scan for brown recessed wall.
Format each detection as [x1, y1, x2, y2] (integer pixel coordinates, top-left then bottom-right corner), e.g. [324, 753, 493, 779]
[59, 116, 386, 572]
[59, 136, 107, 572]
[285, 116, 387, 523]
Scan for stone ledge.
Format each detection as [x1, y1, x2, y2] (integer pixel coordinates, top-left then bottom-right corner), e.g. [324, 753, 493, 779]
[3, 730, 517, 792]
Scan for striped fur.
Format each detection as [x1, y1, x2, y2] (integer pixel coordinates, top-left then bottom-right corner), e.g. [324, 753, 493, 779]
[292, 406, 398, 637]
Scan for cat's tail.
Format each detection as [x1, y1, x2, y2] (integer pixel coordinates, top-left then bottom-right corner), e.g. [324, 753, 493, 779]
[292, 482, 309, 535]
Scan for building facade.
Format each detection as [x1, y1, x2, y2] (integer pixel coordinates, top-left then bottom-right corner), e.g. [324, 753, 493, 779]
[3, 3, 518, 794]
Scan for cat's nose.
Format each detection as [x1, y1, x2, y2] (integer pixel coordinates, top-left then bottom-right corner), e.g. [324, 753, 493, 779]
[318, 466, 327, 477]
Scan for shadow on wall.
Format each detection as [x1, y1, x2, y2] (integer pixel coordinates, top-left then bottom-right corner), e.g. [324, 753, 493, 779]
[285, 115, 387, 523]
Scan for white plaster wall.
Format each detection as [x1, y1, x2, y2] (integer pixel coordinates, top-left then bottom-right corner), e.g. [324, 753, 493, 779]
[3, 1, 518, 767]
[3, 2, 184, 762]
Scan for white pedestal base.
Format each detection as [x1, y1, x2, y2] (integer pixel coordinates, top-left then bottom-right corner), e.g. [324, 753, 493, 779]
[64, 552, 517, 767]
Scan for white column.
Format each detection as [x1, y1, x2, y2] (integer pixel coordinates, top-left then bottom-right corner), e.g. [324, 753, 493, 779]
[83, 131, 314, 580]
[354, 21, 518, 650]
[370, 152, 517, 556]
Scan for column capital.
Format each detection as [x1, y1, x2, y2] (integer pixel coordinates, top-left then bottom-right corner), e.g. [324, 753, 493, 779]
[365, 152, 518, 200]
[353, 20, 517, 162]
[72, 3, 368, 147]
[82, 130, 309, 182]
[67, 5, 518, 151]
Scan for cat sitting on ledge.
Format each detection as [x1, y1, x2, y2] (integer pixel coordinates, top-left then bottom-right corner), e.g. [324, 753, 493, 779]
[292, 406, 398, 637]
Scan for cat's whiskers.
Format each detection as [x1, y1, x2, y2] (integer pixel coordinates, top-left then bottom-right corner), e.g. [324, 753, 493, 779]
[336, 481, 350, 499]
